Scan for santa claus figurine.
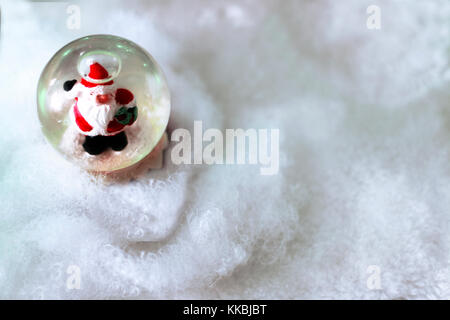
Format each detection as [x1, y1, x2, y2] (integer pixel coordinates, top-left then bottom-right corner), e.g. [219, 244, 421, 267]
[63, 62, 138, 155]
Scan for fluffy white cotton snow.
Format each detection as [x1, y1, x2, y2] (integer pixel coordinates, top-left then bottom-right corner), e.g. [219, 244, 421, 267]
[0, 0, 449, 299]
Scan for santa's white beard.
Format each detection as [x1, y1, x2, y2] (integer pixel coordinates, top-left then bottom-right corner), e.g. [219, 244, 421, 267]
[66, 82, 124, 136]
[85, 103, 114, 135]
[92, 104, 111, 129]
[74, 99, 116, 136]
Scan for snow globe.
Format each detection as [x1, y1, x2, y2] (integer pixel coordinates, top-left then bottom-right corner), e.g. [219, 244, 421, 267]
[37, 34, 170, 175]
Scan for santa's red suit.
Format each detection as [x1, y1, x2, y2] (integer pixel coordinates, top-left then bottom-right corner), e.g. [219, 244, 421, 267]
[65, 62, 137, 137]
[64, 62, 138, 155]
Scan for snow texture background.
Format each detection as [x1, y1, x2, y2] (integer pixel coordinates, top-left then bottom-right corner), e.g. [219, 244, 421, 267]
[0, 0, 449, 299]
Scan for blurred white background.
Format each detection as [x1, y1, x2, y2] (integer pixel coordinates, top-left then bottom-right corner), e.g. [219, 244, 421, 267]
[0, 0, 449, 299]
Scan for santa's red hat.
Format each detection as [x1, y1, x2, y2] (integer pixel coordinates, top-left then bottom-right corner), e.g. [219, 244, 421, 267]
[81, 62, 114, 88]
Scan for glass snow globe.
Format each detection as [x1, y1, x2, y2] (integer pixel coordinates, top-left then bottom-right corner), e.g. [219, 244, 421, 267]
[37, 34, 170, 173]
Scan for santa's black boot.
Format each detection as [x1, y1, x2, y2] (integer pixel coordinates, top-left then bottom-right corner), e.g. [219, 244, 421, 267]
[82, 135, 109, 155]
[108, 131, 128, 151]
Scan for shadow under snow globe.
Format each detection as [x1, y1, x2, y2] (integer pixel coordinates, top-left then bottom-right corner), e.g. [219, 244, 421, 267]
[37, 34, 170, 175]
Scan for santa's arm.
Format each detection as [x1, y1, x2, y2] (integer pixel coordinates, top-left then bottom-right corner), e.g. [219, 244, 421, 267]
[63, 79, 77, 91]
[63, 79, 83, 101]
[114, 88, 138, 126]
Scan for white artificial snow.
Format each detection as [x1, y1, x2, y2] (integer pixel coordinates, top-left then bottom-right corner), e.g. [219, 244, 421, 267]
[0, 0, 449, 299]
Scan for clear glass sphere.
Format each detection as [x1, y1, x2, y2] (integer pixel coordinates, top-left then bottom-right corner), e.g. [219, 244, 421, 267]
[37, 34, 170, 172]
